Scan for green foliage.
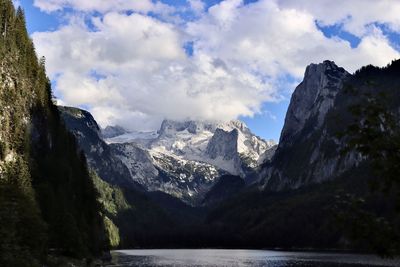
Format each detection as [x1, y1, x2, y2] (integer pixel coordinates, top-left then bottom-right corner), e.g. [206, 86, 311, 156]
[103, 216, 120, 248]
[346, 92, 400, 194]
[0, 1, 107, 265]
[92, 171, 130, 216]
[0, 140, 5, 160]
[91, 171, 129, 248]
[205, 181, 345, 249]
[335, 193, 400, 256]
[91, 171, 177, 248]
[29, 119, 107, 258]
[0, 183, 47, 267]
[340, 83, 400, 256]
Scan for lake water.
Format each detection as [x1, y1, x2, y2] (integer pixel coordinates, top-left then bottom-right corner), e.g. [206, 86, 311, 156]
[105, 249, 400, 267]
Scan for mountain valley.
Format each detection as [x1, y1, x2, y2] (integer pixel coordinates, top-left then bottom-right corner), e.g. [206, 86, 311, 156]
[1, 0, 400, 264]
[58, 59, 400, 253]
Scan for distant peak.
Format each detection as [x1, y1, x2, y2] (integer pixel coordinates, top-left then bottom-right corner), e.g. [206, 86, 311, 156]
[304, 60, 348, 81]
[102, 125, 129, 139]
[229, 119, 248, 129]
[306, 60, 337, 72]
[157, 118, 255, 137]
[322, 59, 335, 65]
[309, 60, 337, 67]
[217, 120, 248, 132]
[159, 119, 217, 135]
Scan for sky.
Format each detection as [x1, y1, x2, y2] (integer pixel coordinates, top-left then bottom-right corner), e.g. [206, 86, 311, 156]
[17, 0, 400, 141]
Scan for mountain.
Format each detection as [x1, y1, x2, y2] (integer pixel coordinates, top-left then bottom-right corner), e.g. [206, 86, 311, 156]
[46, 58, 400, 251]
[4, 0, 399, 257]
[204, 59, 400, 251]
[102, 125, 129, 138]
[60, 108, 276, 205]
[59, 106, 139, 188]
[259, 60, 359, 190]
[104, 119, 276, 204]
[107, 119, 275, 173]
[202, 175, 245, 206]
[58, 107, 203, 248]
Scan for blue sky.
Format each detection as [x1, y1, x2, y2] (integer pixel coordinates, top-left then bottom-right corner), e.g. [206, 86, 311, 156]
[20, 0, 400, 141]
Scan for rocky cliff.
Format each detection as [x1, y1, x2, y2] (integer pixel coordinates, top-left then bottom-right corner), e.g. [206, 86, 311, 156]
[259, 60, 358, 190]
[59, 106, 138, 188]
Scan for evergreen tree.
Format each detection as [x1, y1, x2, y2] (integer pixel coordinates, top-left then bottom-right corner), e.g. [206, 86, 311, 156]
[339, 62, 400, 256]
[0, 1, 107, 265]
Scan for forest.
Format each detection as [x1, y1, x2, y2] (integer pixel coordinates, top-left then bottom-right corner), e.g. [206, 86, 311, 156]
[0, 1, 108, 266]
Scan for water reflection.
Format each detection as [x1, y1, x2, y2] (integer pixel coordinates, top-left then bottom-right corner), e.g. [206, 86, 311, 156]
[105, 249, 399, 267]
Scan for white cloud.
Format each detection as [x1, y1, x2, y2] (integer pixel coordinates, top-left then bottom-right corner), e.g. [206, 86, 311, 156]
[33, 11, 275, 130]
[34, 13, 185, 76]
[12, 0, 21, 8]
[187, 0, 399, 78]
[31, 0, 400, 131]
[188, 0, 205, 15]
[278, 0, 400, 36]
[33, 0, 174, 14]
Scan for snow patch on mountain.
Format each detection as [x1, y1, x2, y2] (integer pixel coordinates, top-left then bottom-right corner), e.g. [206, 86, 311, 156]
[102, 119, 276, 203]
[106, 130, 158, 146]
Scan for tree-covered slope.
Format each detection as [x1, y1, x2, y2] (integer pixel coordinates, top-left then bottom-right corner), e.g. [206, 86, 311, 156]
[0, 1, 107, 265]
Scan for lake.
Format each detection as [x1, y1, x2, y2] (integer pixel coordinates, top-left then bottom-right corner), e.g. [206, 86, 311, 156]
[105, 249, 400, 267]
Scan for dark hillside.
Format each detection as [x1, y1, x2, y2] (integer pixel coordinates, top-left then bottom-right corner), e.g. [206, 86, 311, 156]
[0, 1, 107, 265]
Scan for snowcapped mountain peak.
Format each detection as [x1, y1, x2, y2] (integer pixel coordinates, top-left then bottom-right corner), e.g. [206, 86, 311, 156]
[105, 118, 275, 172]
[62, 109, 277, 203]
[217, 119, 248, 133]
[104, 129, 158, 145]
[158, 119, 217, 136]
[99, 118, 276, 202]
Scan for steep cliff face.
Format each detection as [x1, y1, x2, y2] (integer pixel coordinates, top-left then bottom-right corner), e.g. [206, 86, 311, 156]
[59, 106, 137, 188]
[206, 128, 239, 161]
[280, 60, 350, 145]
[259, 61, 357, 190]
[205, 128, 241, 174]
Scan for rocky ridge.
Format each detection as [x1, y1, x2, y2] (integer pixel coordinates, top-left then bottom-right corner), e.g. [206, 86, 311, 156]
[259, 60, 360, 190]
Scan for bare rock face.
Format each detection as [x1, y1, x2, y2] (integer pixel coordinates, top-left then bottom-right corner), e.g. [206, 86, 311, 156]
[206, 128, 239, 161]
[259, 61, 357, 191]
[206, 128, 242, 176]
[59, 106, 137, 188]
[280, 60, 350, 146]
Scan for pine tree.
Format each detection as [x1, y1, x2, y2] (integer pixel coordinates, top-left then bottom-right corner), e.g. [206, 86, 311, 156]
[0, 1, 107, 265]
